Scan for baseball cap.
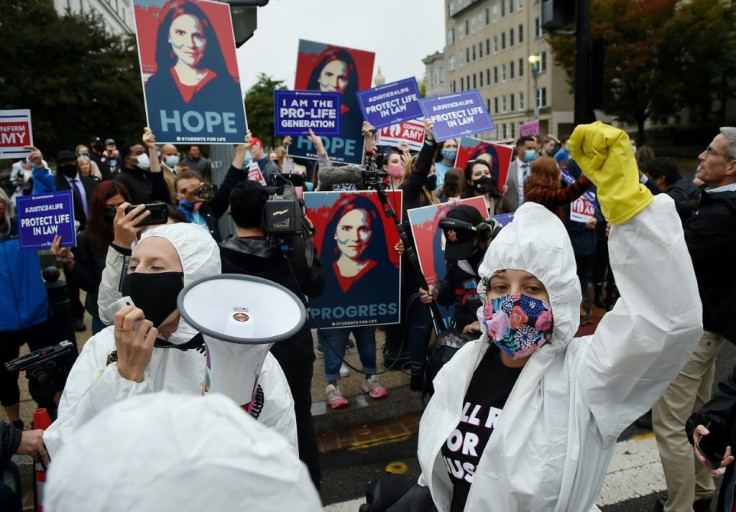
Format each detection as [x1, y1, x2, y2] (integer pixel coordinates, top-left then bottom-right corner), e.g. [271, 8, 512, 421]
[105, 138, 116, 146]
[441, 205, 485, 261]
[251, 137, 263, 148]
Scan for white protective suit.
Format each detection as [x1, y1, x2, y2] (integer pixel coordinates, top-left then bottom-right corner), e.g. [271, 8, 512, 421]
[45, 392, 321, 512]
[44, 223, 297, 458]
[416, 198, 703, 511]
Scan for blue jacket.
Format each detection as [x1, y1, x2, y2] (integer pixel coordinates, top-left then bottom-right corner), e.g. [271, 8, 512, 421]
[31, 167, 55, 195]
[0, 220, 49, 331]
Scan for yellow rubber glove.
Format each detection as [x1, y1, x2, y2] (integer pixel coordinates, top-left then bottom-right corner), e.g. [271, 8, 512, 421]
[567, 121, 653, 224]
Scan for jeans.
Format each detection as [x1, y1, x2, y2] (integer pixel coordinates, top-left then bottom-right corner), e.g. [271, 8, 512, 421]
[320, 326, 377, 382]
[91, 315, 106, 335]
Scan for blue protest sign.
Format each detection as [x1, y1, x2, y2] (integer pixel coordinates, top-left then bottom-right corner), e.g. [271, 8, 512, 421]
[16, 191, 76, 250]
[274, 90, 341, 136]
[356, 78, 423, 130]
[419, 90, 494, 142]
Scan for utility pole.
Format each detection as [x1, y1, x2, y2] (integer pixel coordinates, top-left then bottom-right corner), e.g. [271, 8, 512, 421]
[574, 0, 596, 124]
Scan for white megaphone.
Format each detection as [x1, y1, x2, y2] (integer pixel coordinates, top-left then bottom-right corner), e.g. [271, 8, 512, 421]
[177, 274, 306, 409]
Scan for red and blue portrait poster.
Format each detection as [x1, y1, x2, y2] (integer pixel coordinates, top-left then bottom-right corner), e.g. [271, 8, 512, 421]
[289, 39, 375, 165]
[456, 136, 515, 193]
[133, 0, 247, 144]
[304, 190, 402, 329]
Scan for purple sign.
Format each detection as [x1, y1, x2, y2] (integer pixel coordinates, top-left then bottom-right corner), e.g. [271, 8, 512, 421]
[16, 191, 76, 250]
[419, 90, 494, 142]
[492, 212, 515, 227]
[356, 78, 423, 130]
[274, 90, 341, 136]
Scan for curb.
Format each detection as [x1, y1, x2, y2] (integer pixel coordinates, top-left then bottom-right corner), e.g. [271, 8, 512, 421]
[311, 385, 425, 433]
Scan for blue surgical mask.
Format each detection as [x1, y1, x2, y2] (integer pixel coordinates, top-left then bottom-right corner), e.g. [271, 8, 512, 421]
[165, 155, 180, 167]
[243, 151, 252, 168]
[441, 149, 457, 162]
[524, 149, 537, 163]
[80, 152, 89, 158]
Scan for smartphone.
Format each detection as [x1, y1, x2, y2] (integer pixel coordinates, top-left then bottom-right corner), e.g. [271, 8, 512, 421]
[195, 184, 216, 201]
[110, 296, 141, 331]
[125, 203, 168, 226]
[696, 422, 728, 468]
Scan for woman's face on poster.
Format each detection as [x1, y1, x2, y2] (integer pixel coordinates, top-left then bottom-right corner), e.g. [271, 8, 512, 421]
[335, 209, 372, 260]
[319, 60, 348, 93]
[169, 14, 207, 68]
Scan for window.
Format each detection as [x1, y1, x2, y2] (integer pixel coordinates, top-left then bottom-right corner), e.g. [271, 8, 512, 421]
[493, 35, 498, 53]
[459, 51, 465, 66]
[466, 47, 470, 63]
[510, 61, 515, 79]
[501, 33, 506, 49]
[535, 17, 543, 38]
[480, 72, 483, 87]
[472, 46, 476, 61]
[448, 1, 455, 18]
[519, 92, 525, 110]
[450, 80, 456, 93]
[511, 123, 516, 138]
[518, 0, 524, 9]
[509, 0, 514, 14]
[503, 123, 508, 139]
[486, 38, 490, 54]
[518, 24, 524, 43]
[519, 58, 524, 77]
[494, 66, 498, 83]
[447, 29, 454, 46]
[466, 19, 470, 35]
[470, 74, 474, 88]
[510, 93, 515, 111]
[485, 7, 490, 24]
[538, 87, 547, 107]
[449, 55, 456, 71]
[487, 68, 491, 84]
[487, 98, 491, 114]
[540, 51, 548, 72]
[471, 17, 476, 33]
[510, 28, 515, 46]
[502, 96, 507, 113]
[459, 76, 464, 91]
[494, 97, 499, 114]
[492, 3, 498, 22]
[459, 23, 464, 39]
[501, 64, 507, 81]
[501, 0, 505, 17]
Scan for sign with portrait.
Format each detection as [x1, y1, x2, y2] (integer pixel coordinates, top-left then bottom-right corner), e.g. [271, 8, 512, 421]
[356, 78, 423, 130]
[289, 39, 375, 165]
[0, 109, 33, 160]
[376, 119, 425, 152]
[16, 191, 76, 250]
[303, 190, 402, 329]
[133, 0, 247, 144]
[456, 137, 515, 193]
[274, 90, 341, 137]
[419, 90, 494, 142]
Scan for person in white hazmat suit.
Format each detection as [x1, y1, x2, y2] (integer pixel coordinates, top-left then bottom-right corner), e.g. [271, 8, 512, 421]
[44, 392, 321, 512]
[43, 222, 297, 458]
[363, 122, 704, 512]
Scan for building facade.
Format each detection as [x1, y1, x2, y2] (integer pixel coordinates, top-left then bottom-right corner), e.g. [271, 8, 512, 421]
[423, 51, 448, 98]
[444, 0, 574, 140]
[53, 0, 134, 36]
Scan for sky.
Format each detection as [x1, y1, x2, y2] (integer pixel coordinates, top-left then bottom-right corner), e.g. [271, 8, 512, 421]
[235, 0, 446, 94]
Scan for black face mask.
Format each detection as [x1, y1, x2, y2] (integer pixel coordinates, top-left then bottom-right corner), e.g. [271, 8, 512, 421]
[425, 174, 438, 192]
[473, 176, 494, 194]
[58, 164, 78, 178]
[121, 272, 184, 328]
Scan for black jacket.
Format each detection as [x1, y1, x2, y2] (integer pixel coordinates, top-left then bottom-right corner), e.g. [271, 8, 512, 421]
[69, 231, 107, 318]
[54, 174, 97, 231]
[686, 365, 736, 511]
[0, 422, 21, 469]
[684, 190, 736, 342]
[113, 167, 171, 205]
[435, 250, 484, 332]
[219, 237, 324, 365]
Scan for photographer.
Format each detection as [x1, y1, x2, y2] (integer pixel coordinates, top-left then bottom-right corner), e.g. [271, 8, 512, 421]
[0, 421, 48, 512]
[219, 179, 324, 490]
[175, 132, 253, 242]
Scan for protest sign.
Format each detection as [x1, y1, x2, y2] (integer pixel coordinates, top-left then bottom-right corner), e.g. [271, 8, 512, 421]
[274, 90, 341, 137]
[133, 0, 247, 144]
[304, 190, 402, 328]
[456, 136, 515, 192]
[290, 39, 375, 165]
[570, 197, 596, 222]
[376, 119, 425, 152]
[0, 109, 33, 160]
[16, 191, 76, 250]
[520, 120, 540, 136]
[356, 78, 422, 130]
[419, 90, 494, 142]
[493, 212, 515, 226]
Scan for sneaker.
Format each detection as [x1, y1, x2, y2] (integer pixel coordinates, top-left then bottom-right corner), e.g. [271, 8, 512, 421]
[340, 363, 350, 378]
[360, 375, 388, 399]
[325, 384, 348, 409]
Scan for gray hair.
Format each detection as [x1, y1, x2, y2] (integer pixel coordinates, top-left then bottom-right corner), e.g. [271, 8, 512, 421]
[720, 127, 736, 159]
[0, 188, 15, 237]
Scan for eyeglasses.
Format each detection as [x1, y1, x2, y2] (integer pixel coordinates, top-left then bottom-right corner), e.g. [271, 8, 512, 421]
[705, 146, 735, 159]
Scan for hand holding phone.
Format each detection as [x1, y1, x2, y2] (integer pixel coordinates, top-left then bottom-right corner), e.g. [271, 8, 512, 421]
[124, 203, 168, 226]
[694, 422, 734, 473]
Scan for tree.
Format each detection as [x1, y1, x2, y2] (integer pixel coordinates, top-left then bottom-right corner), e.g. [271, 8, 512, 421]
[0, 0, 146, 159]
[244, 73, 287, 149]
[548, 0, 679, 143]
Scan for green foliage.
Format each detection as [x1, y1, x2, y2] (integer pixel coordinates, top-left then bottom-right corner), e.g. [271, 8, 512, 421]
[0, 0, 146, 159]
[244, 73, 287, 149]
[547, 0, 736, 142]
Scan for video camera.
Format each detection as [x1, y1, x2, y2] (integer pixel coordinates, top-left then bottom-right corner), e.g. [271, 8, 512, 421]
[6, 340, 75, 416]
[263, 173, 316, 274]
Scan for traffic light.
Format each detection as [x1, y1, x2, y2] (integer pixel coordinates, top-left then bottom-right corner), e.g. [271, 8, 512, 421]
[223, 0, 270, 47]
[541, 0, 576, 31]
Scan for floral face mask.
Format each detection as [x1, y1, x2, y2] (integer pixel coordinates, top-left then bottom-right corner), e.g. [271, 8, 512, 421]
[483, 293, 553, 359]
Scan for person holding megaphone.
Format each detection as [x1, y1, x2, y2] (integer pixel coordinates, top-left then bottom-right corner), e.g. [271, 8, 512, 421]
[43, 222, 297, 459]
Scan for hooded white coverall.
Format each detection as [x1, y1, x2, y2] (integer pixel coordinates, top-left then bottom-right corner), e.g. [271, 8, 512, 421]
[44, 223, 297, 458]
[416, 192, 703, 510]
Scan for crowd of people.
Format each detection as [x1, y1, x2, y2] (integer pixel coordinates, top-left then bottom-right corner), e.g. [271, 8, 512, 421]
[0, 120, 735, 512]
